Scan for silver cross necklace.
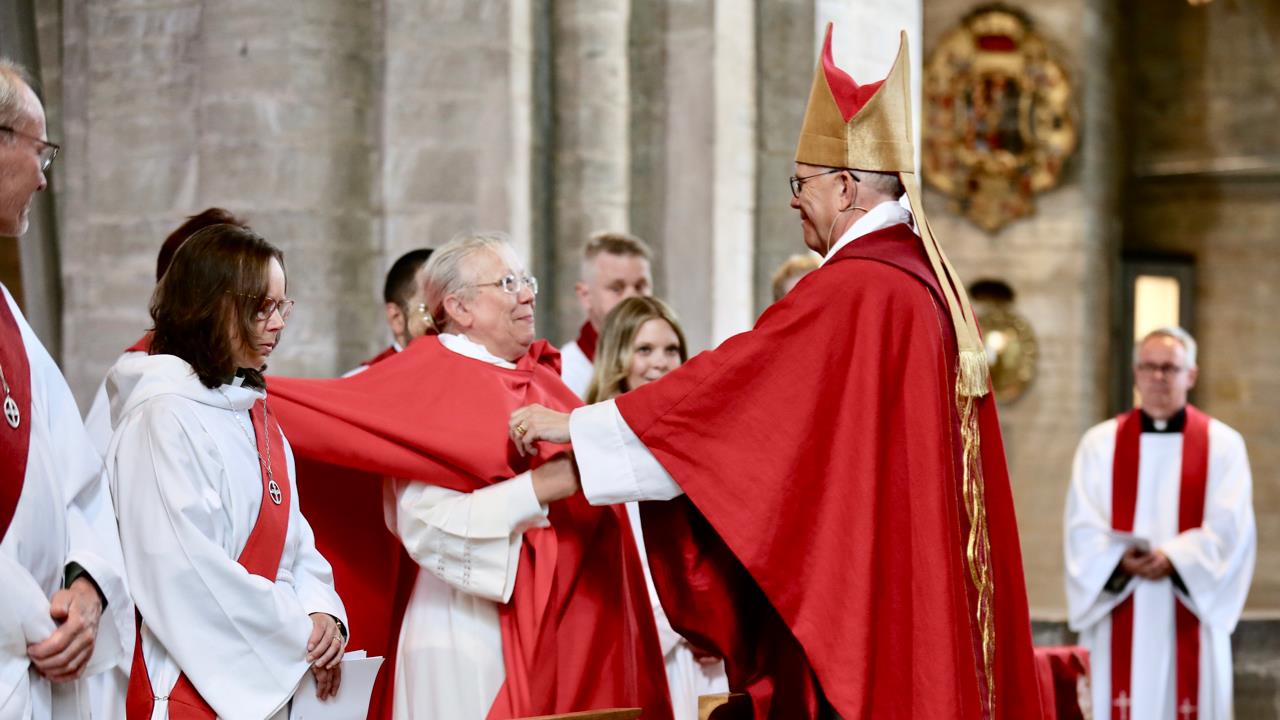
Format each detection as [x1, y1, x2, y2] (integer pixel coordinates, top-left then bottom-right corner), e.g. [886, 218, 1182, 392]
[0, 361, 19, 429]
[219, 388, 282, 505]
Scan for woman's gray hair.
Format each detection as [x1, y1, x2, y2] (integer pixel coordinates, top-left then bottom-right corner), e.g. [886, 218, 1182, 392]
[420, 232, 515, 333]
[1134, 326, 1198, 369]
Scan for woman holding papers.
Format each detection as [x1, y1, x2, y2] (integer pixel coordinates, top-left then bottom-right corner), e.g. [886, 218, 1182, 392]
[107, 225, 348, 719]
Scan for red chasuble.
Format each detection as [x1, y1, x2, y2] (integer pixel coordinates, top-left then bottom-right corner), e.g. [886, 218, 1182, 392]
[269, 338, 671, 720]
[1109, 406, 1209, 720]
[0, 296, 32, 542]
[616, 223, 1043, 719]
[125, 400, 292, 720]
[575, 320, 599, 362]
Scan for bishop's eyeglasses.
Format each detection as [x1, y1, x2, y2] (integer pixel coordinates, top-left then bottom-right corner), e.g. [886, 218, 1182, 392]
[789, 169, 861, 198]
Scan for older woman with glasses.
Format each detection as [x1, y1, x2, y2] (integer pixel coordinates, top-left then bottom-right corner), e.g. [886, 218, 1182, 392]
[107, 224, 347, 719]
[269, 233, 672, 720]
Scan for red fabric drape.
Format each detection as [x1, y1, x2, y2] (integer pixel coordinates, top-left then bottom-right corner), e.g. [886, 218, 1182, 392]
[269, 338, 671, 720]
[126, 400, 292, 720]
[1109, 406, 1210, 720]
[617, 224, 1043, 719]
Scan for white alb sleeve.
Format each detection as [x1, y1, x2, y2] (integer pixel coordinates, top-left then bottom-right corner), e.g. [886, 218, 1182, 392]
[391, 472, 549, 603]
[570, 399, 683, 505]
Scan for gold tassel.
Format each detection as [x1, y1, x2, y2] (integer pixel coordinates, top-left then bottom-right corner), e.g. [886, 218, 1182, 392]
[957, 348, 991, 399]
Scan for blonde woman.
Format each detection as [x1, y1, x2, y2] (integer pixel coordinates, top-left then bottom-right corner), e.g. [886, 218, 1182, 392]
[585, 297, 728, 720]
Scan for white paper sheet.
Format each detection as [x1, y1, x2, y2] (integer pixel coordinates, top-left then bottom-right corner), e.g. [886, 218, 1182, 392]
[1106, 530, 1151, 554]
[289, 651, 383, 720]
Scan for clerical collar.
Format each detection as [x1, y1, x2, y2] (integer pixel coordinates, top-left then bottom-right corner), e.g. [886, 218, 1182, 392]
[1140, 407, 1186, 433]
[228, 367, 267, 392]
[820, 199, 914, 266]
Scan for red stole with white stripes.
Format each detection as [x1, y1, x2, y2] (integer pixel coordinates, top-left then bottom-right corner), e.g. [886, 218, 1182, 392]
[1110, 405, 1209, 720]
[125, 399, 291, 719]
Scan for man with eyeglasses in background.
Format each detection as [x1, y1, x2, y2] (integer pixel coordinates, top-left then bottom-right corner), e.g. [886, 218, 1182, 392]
[1065, 326, 1256, 720]
[0, 57, 128, 719]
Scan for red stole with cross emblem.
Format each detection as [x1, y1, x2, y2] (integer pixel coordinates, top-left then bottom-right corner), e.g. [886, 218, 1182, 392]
[125, 399, 291, 719]
[0, 296, 32, 542]
[1109, 405, 1210, 720]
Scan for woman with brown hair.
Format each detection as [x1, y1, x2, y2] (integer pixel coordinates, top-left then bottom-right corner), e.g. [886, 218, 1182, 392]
[584, 296, 729, 720]
[105, 224, 347, 719]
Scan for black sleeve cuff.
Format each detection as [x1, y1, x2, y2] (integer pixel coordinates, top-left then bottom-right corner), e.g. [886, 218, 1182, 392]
[64, 562, 108, 610]
[1171, 568, 1189, 596]
[1103, 561, 1132, 594]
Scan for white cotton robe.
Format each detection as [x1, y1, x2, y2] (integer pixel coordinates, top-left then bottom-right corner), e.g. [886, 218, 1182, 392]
[106, 354, 346, 720]
[385, 333, 551, 720]
[84, 350, 145, 459]
[0, 286, 127, 720]
[1064, 416, 1256, 720]
[557, 339, 593, 400]
[82, 348, 145, 720]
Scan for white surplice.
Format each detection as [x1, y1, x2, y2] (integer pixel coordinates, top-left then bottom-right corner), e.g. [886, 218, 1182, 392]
[557, 339, 593, 399]
[1064, 415, 1256, 720]
[84, 351, 144, 460]
[106, 354, 347, 720]
[0, 286, 127, 720]
[82, 349, 145, 720]
[385, 334, 550, 720]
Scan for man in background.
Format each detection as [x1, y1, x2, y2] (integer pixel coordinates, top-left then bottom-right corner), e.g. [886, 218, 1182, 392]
[344, 247, 433, 377]
[1065, 326, 1255, 720]
[559, 231, 653, 398]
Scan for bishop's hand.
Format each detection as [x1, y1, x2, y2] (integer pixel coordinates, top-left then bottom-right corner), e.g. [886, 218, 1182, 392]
[509, 404, 572, 457]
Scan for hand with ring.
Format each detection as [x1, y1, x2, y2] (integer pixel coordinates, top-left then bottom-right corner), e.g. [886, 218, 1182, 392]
[508, 404, 572, 457]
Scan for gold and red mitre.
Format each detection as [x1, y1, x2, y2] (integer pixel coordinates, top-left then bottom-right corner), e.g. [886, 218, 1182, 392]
[797, 24, 999, 712]
[795, 24, 989, 400]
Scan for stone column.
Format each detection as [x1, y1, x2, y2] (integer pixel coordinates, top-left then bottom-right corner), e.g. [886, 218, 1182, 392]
[546, 0, 631, 344]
